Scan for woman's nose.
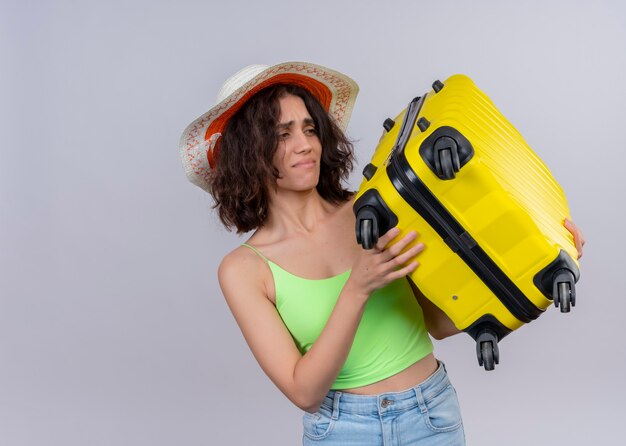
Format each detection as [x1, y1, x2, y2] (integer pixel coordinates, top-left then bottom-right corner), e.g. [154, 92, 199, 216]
[293, 130, 312, 153]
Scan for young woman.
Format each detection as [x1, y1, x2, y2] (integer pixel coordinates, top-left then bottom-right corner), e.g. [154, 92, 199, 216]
[179, 62, 585, 445]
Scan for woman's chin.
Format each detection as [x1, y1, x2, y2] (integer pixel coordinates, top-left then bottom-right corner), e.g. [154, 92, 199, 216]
[276, 177, 321, 193]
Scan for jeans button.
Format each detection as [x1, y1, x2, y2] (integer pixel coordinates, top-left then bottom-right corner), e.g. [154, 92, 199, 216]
[381, 399, 394, 408]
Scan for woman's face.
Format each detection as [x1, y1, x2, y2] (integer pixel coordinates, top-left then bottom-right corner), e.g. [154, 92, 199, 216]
[272, 94, 322, 192]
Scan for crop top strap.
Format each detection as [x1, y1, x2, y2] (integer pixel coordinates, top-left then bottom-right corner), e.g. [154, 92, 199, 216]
[241, 243, 270, 263]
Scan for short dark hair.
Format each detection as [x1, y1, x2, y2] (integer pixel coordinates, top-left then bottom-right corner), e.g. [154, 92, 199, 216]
[208, 84, 354, 233]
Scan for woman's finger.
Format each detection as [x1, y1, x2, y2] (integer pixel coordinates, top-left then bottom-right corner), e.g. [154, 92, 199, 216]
[386, 261, 419, 282]
[380, 230, 418, 259]
[375, 227, 401, 251]
[576, 237, 585, 259]
[389, 242, 425, 267]
[564, 218, 585, 259]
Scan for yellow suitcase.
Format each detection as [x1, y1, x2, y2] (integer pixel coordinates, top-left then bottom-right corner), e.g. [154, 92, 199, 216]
[353, 74, 580, 370]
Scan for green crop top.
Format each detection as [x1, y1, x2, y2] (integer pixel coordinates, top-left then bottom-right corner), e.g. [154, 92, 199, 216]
[242, 244, 434, 389]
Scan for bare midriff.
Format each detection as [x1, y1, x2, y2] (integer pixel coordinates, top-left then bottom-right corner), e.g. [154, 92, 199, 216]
[338, 353, 438, 395]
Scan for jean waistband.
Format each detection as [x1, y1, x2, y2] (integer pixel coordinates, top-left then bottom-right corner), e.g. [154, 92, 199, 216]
[321, 361, 450, 416]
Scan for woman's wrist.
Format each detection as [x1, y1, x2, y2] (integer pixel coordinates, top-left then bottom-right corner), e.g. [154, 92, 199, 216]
[341, 278, 371, 305]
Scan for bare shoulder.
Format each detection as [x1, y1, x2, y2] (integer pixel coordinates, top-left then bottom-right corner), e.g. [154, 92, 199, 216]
[218, 246, 273, 304]
[218, 246, 260, 278]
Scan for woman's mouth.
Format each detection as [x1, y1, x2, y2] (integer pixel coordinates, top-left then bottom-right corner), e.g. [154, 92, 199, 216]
[293, 160, 316, 168]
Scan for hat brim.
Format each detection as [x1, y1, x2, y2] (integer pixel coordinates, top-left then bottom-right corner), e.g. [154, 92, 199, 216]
[179, 62, 359, 193]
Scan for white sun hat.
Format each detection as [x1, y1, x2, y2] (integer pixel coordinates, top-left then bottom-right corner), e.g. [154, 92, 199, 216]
[179, 61, 359, 193]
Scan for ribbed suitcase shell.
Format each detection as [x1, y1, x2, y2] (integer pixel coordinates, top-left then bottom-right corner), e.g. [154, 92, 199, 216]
[354, 75, 579, 363]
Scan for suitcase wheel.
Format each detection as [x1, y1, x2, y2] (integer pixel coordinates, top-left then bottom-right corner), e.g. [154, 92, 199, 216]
[433, 136, 462, 180]
[355, 206, 380, 250]
[354, 191, 398, 250]
[432, 80, 444, 93]
[439, 148, 456, 179]
[554, 281, 575, 313]
[419, 127, 474, 180]
[360, 219, 378, 250]
[552, 269, 576, 313]
[476, 329, 500, 371]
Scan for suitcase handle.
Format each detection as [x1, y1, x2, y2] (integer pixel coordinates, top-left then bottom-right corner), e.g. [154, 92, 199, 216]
[391, 95, 425, 158]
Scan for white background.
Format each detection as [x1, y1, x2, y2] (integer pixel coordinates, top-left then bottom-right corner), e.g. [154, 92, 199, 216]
[2, 0, 625, 444]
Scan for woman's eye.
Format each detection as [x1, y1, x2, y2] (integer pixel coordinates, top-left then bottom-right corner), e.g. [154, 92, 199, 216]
[278, 132, 289, 140]
[304, 128, 317, 135]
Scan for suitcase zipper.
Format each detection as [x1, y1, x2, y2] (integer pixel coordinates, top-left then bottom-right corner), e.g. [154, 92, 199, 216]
[386, 100, 542, 323]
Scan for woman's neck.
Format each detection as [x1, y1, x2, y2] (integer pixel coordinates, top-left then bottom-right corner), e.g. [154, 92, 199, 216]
[264, 188, 334, 235]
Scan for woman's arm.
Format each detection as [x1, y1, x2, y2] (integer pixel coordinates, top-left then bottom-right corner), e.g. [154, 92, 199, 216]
[408, 278, 460, 340]
[219, 228, 423, 413]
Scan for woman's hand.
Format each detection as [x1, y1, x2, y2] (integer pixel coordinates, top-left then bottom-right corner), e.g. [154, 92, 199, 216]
[564, 218, 585, 259]
[346, 227, 424, 301]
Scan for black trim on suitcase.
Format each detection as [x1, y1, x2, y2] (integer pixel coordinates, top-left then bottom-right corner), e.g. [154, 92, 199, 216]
[464, 314, 512, 342]
[354, 189, 399, 249]
[388, 153, 542, 323]
[534, 249, 580, 297]
[419, 126, 474, 180]
[465, 314, 512, 370]
[384, 95, 544, 323]
[391, 96, 423, 157]
[534, 250, 580, 313]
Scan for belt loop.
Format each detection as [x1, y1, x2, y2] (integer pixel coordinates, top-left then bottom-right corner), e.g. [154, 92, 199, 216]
[414, 386, 427, 414]
[331, 391, 342, 420]
[440, 360, 447, 373]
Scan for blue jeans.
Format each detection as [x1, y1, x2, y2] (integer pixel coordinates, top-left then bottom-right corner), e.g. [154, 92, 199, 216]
[302, 362, 465, 445]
